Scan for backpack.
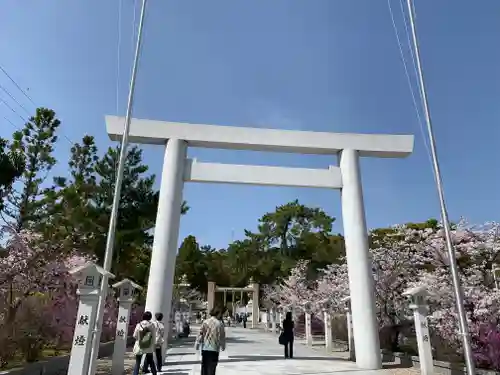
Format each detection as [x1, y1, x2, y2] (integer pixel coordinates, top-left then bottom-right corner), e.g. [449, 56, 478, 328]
[138, 324, 153, 349]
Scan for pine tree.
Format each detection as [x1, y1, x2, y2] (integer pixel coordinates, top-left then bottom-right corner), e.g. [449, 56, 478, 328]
[2, 108, 60, 231]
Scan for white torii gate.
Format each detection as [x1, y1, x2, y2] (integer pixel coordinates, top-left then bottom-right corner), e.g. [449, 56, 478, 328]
[106, 115, 414, 370]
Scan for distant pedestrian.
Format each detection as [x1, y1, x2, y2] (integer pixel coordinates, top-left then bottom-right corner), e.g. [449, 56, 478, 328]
[242, 313, 247, 329]
[281, 312, 294, 359]
[132, 311, 157, 375]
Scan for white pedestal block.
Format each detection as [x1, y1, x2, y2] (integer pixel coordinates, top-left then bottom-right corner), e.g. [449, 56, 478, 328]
[305, 312, 313, 346]
[346, 310, 355, 360]
[413, 306, 434, 375]
[271, 308, 277, 334]
[251, 283, 259, 329]
[111, 279, 142, 375]
[111, 301, 132, 375]
[324, 311, 332, 352]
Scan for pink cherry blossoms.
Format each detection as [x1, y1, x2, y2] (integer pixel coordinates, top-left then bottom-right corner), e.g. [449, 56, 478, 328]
[263, 220, 500, 369]
[0, 226, 139, 365]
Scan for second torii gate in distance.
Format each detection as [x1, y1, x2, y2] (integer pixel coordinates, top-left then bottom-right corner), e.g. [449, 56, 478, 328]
[207, 279, 260, 328]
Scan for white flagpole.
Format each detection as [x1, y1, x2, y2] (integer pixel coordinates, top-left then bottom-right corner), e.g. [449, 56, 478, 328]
[87, 1, 148, 374]
[406, 1, 475, 374]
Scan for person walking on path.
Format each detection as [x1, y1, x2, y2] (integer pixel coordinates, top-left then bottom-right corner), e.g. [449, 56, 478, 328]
[143, 312, 165, 373]
[132, 311, 157, 375]
[282, 311, 295, 359]
[196, 307, 226, 375]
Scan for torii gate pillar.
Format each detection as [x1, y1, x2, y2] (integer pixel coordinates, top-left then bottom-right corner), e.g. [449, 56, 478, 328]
[251, 282, 259, 328]
[340, 149, 381, 369]
[207, 281, 216, 313]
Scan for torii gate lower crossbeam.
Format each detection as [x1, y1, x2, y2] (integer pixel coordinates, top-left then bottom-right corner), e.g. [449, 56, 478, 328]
[106, 115, 414, 370]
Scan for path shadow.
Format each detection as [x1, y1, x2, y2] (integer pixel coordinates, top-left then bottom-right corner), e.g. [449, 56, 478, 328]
[166, 352, 196, 357]
[165, 354, 351, 366]
[223, 354, 351, 363]
[168, 336, 196, 349]
[225, 336, 257, 344]
[382, 362, 413, 369]
[160, 371, 189, 375]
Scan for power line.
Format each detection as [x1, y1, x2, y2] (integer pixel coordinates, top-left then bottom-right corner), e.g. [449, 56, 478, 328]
[0, 64, 76, 146]
[0, 96, 27, 122]
[132, 0, 138, 57]
[386, 0, 433, 168]
[0, 64, 35, 106]
[0, 83, 31, 116]
[3, 116, 18, 130]
[116, 0, 123, 115]
[398, 0, 421, 89]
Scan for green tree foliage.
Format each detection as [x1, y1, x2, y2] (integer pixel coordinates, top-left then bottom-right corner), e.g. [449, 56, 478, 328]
[176, 235, 209, 292]
[43, 135, 189, 284]
[2, 108, 60, 230]
[175, 200, 346, 292]
[253, 199, 334, 255]
[41, 135, 98, 247]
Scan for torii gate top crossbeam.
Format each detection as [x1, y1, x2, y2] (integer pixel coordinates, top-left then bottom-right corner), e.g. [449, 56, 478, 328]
[106, 116, 414, 158]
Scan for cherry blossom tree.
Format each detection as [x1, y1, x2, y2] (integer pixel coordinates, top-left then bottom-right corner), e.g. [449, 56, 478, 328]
[274, 260, 314, 312]
[0, 226, 88, 363]
[265, 219, 500, 367]
[409, 221, 500, 362]
[314, 261, 349, 315]
[0, 226, 87, 324]
[0, 226, 144, 366]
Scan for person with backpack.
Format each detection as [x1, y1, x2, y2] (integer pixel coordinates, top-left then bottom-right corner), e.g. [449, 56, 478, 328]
[143, 312, 165, 373]
[132, 311, 157, 375]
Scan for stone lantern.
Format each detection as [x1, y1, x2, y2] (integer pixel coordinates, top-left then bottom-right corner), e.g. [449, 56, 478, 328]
[67, 262, 115, 375]
[402, 285, 434, 375]
[111, 279, 143, 375]
[246, 277, 259, 328]
[303, 301, 313, 346]
[341, 295, 355, 360]
[322, 300, 333, 352]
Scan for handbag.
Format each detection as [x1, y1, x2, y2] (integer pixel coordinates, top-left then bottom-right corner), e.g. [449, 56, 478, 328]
[278, 332, 287, 346]
[194, 332, 204, 350]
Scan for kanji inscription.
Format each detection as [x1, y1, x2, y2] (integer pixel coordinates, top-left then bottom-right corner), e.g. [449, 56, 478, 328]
[78, 315, 89, 325]
[74, 335, 86, 346]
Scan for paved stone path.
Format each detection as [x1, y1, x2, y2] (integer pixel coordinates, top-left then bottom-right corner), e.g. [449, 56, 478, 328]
[160, 326, 421, 375]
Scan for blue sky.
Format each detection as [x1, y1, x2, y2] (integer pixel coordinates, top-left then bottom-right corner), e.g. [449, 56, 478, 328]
[1, 1, 499, 249]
